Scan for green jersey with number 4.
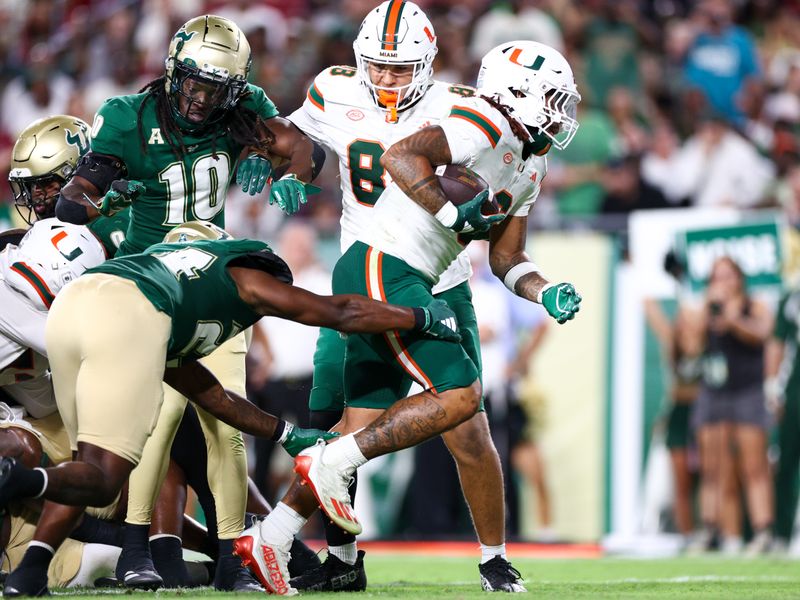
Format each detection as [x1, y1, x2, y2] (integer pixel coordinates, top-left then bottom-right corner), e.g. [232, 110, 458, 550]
[86, 238, 291, 361]
[90, 85, 278, 256]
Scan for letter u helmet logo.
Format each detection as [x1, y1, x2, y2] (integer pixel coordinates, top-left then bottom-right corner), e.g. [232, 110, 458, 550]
[508, 48, 544, 70]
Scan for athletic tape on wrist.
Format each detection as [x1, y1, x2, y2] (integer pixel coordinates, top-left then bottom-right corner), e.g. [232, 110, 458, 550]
[537, 282, 555, 304]
[503, 262, 540, 294]
[434, 201, 458, 228]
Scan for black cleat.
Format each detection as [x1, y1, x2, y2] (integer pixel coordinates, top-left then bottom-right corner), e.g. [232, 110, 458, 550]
[114, 548, 163, 591]
[288, 537, 322, 578]
[3, 566, 49, 597]
[290, 550, 367, 592]
[479, 556, 527, 592]
[214, 550, 264, 592]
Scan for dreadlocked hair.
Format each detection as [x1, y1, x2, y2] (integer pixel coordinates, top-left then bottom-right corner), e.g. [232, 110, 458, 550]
[480, 95, 530, 144]
[136, 77, 275, 159]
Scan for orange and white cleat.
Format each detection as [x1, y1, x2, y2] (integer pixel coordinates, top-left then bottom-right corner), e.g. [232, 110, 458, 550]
[233, 520, 297, 596]
[294, 440, 362, 535]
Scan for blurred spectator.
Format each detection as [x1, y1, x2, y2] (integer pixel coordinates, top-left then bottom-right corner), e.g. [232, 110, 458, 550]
[545, 105, 617, 217]
[764, 286, 800, 554]
[645, 299, 704, 544]
[668, 112, 774, 208]
[0, 44, 75, 140]
[640, 119, 689, 205]
[575, 0, 654, 109]
[599, 154, 670, 215]
[469, 0, 564, 62]
[246, 221, 330, 501]
[212, 0, 289, 55]
[606, 86, 650, 158]
[683, 0, 761, 126]
[690, 256, 774, 555]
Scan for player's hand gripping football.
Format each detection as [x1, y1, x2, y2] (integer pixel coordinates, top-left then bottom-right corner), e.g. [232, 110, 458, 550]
[449, 190, 505, 234]
[418, 299, 461, 342]
[237, 153, 272, 196]
[539, 282, 582, 324]
[99, 179, 144, 216]
[281, 423, 340, 457]
[269, 174, 321, 215]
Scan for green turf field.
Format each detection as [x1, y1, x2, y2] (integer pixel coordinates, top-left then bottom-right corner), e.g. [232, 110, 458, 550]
[43, 555, 800, 598]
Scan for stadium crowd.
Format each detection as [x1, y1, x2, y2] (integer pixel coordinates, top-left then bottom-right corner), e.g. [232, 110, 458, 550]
[0, 0, 797, 595]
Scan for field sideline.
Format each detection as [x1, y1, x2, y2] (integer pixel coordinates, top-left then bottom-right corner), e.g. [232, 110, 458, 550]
[42, 549, 800, 599]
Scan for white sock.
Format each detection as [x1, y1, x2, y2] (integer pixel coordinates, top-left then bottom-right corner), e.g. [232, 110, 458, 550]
[259, 502, 307, 544]
[328, 542, 358, 565]
[323, 433, 367, 471]
[480, 543, 506, 564]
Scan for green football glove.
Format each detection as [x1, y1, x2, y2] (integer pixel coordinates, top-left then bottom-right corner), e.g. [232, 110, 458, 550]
[237, 154, 272, 195]
[99, 179, 144, 217]
[269, 174, 321, 215]
[417, 299, 461, 343]
[539, 282, 582, 324]
[446, 190, 505, 234]
[281, 423, 340, 457]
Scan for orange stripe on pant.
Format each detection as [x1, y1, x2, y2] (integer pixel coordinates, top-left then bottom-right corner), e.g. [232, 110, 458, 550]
[364, 247, 436, 391]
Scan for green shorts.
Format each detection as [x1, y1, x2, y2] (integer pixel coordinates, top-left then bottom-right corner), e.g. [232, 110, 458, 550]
[665, 402, 692, 450]
[331, 242, 479, 410]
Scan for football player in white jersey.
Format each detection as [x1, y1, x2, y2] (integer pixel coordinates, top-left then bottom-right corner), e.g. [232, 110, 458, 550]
[235, 40, 582, 595]
[283, 0, 510, 592]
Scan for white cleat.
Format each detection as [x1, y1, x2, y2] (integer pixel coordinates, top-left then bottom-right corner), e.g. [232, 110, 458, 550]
[294, 439, 362, 535]
[232, 520, 297, 596]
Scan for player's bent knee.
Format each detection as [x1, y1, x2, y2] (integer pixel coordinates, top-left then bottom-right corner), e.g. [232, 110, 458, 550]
[0, 429, 43, 468]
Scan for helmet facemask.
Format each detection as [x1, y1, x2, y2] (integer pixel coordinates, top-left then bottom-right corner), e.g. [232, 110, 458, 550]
[166, 58, 249, 131]
[8, 114, 89, 225]
[9, 172, 66, 225]
[514, 79, 580, 150]
[353, 1, 437, 121]
[164, 15, 252, 132]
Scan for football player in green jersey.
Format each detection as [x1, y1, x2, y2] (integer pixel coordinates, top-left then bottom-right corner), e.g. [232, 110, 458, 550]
[0, 222, 459, 598]
[53, 14, 324, 592]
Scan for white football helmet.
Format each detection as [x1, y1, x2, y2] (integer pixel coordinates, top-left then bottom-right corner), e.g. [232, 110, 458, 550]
[477, 41, 580, 150]
[353, 0, 437, 114]
[163, 220, 232, 243]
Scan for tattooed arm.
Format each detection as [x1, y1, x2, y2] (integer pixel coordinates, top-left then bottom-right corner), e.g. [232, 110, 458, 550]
[379, 125, 453, 214]
[488, 214, 549, 303]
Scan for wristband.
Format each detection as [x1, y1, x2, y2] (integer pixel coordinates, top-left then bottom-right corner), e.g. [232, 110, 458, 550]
[411, 307, 428, 330]
[270, 419, 292, 443]
[503, 262, 540, 294]
[434, 201, 458, 228]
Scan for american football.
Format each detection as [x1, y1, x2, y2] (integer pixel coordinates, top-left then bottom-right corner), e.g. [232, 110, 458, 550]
[435, 164, 499, 215]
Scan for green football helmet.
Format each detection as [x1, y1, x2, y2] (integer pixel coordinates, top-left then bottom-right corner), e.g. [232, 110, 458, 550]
[8, 115, 90, 224]
[164, 15, 252, 131]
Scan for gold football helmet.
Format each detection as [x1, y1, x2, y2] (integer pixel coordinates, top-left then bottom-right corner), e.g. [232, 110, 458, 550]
[163, 220, 232, 243]
[164, 15, 251, 130]
[8, 115, 90, 224]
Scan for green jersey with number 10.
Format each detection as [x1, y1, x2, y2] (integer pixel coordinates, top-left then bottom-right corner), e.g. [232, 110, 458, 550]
[86, 239, 291, 361]
[89, 85, 278, 256]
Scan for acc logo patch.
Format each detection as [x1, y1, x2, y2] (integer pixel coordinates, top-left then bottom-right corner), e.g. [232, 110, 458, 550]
[347, 110, 364, 121]
[503, 153, 513, 164]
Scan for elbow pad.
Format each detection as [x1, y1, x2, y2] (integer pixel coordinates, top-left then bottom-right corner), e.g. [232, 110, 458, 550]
[55, 197, 90, 225]
[74, 152, 127, 194]
[310, 141, 326, 181]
